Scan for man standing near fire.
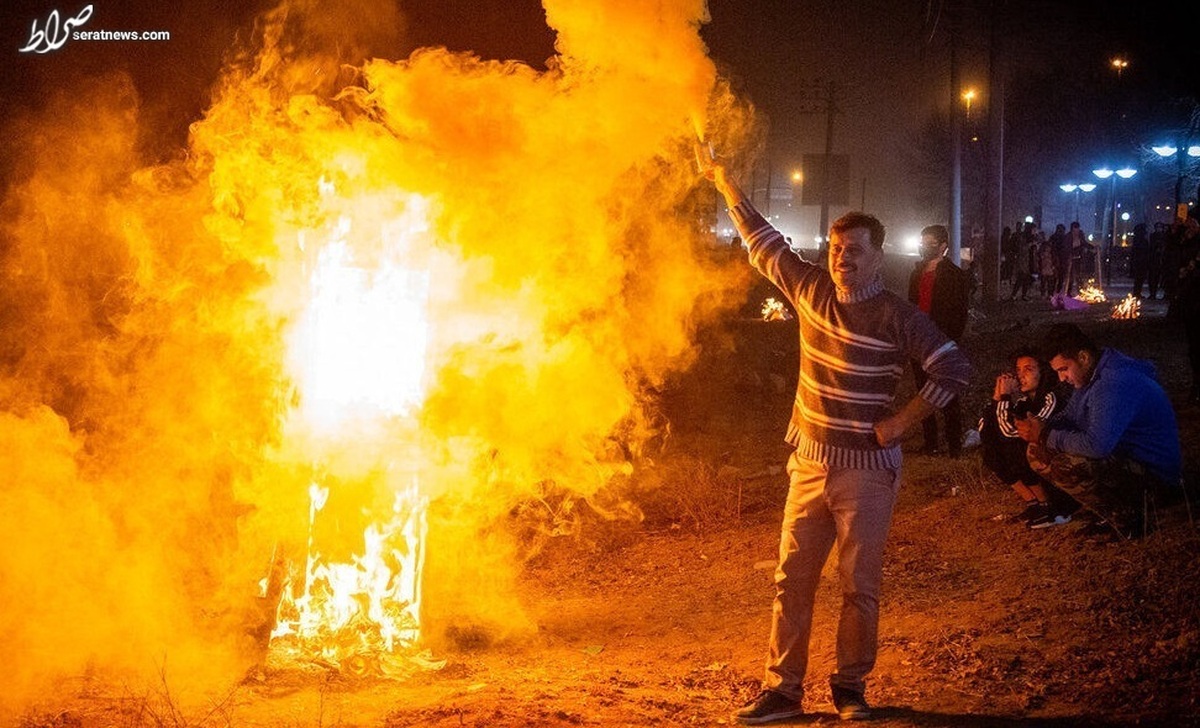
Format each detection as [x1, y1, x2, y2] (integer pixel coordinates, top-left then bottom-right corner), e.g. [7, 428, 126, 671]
[702, 162, 971, 724]
[907, 224, 970, 457]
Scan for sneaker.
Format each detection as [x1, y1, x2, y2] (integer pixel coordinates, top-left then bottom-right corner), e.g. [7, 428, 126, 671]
[735, 689, 804, 725]
[1009, 502, 1042, 523]
[831, 687, 870, 721]
[1020, 502, 1050, 526]
[1028, 510, 1072, 529]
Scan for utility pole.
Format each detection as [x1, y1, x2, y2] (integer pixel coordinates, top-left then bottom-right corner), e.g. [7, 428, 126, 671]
[949, 18, 963, 266]
[819, 80, 837, 254]
[983, 2, 1006, 306]
[794, 79, 840, 264]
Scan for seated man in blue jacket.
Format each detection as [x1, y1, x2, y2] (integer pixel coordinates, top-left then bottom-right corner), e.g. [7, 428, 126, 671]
[1015, 323, 1183, 539]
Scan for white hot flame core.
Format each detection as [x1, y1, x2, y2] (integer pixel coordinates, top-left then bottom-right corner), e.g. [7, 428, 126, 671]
[292, 237, 430, 431]
[269, 184, 438, 674]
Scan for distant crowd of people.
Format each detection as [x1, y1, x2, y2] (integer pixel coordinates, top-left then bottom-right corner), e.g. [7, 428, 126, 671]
[998, 216, 1200, 305]
[999, 220, 1095, 300]
[996, 215, 1200, 402]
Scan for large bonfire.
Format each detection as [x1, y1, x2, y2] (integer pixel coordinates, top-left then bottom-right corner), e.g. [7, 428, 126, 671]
[0, 0, 757, 713]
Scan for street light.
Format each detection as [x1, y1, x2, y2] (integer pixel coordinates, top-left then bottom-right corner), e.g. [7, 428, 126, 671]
[962, 88, 977, 121]
[1059, 182, 1097, 223]
[1152, 143, 1200, 217]
[1111, 56, 1129, 78]
[1092, 166, 1138, 287]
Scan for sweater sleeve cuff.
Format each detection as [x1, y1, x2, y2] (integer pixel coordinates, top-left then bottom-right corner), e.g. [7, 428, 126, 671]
[918, 380, 956, 409]
[729, 200, 758, 228]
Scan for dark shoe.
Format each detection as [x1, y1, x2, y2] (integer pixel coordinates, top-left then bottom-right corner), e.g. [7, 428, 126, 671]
[735, 689, 804, 725]
[831, 687, 870, 721]
[1028, 509, 1072, 529]
[1009, 501, 1042, 523]
[1021, 502, 1051, 527]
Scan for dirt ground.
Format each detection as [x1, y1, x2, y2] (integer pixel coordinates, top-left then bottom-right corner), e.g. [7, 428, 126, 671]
[18, 283, 1200, 727]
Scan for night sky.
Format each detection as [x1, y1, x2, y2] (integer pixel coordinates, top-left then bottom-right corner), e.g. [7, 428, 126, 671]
[2, 0, 1197, 240]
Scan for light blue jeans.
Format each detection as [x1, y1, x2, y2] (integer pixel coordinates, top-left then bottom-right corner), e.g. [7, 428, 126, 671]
[764, 450, 900, 699]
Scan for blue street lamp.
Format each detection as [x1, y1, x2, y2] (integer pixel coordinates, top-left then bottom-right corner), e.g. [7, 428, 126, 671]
[1059, 182, 1097, 224]
[1151, 143, 1200, 218]
[1092, 167, 1138, 287]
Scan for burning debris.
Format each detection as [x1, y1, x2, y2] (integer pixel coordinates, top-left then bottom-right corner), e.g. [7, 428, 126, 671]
[1111, 294, 1141, 319]
[262, 480, 443, 678]
[761, 298, 793, 322]
[1075, 280, 1107, 304]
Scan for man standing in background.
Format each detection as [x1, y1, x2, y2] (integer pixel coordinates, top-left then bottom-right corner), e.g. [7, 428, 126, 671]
[1065, 221, 1088, 295]
[907, 225, 971, 457]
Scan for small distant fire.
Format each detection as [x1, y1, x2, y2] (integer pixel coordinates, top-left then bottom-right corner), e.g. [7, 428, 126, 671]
[1111, 293, 1141, 319]
[1075, 280, 1106, 304]
[761, 298, 792, 321]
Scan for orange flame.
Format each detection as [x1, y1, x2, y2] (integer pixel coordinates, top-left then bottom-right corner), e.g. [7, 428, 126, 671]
[1075, 280, 1107, 304]
[0, 0, 758, 706]
[268, 479, 436, 675]
[761, 297, 792, 321]
[1111, 293, 1141, 319]
[266, 179, 437, 667]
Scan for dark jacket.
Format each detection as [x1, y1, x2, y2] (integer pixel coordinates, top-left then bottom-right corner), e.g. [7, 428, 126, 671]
[980, 387, 1063, 485]
[907, 257, 971, 341]
[1045, 349, 1182, 484]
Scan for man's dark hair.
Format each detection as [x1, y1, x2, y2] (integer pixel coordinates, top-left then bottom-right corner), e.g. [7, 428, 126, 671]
[920, 224, 949, 246]
[1039, 323, 1098, 362]
[832, 212, 886, 249]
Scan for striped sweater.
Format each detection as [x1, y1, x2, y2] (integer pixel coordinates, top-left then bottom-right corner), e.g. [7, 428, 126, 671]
[730, 201, 972, 469]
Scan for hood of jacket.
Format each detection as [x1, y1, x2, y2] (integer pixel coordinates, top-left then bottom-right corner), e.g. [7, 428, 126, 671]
[1092, 347, 1156, 385]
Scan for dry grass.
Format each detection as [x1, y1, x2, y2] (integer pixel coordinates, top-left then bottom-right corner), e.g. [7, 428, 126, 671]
[629, 454, 754, 533]
[19, 679, 240, 728]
